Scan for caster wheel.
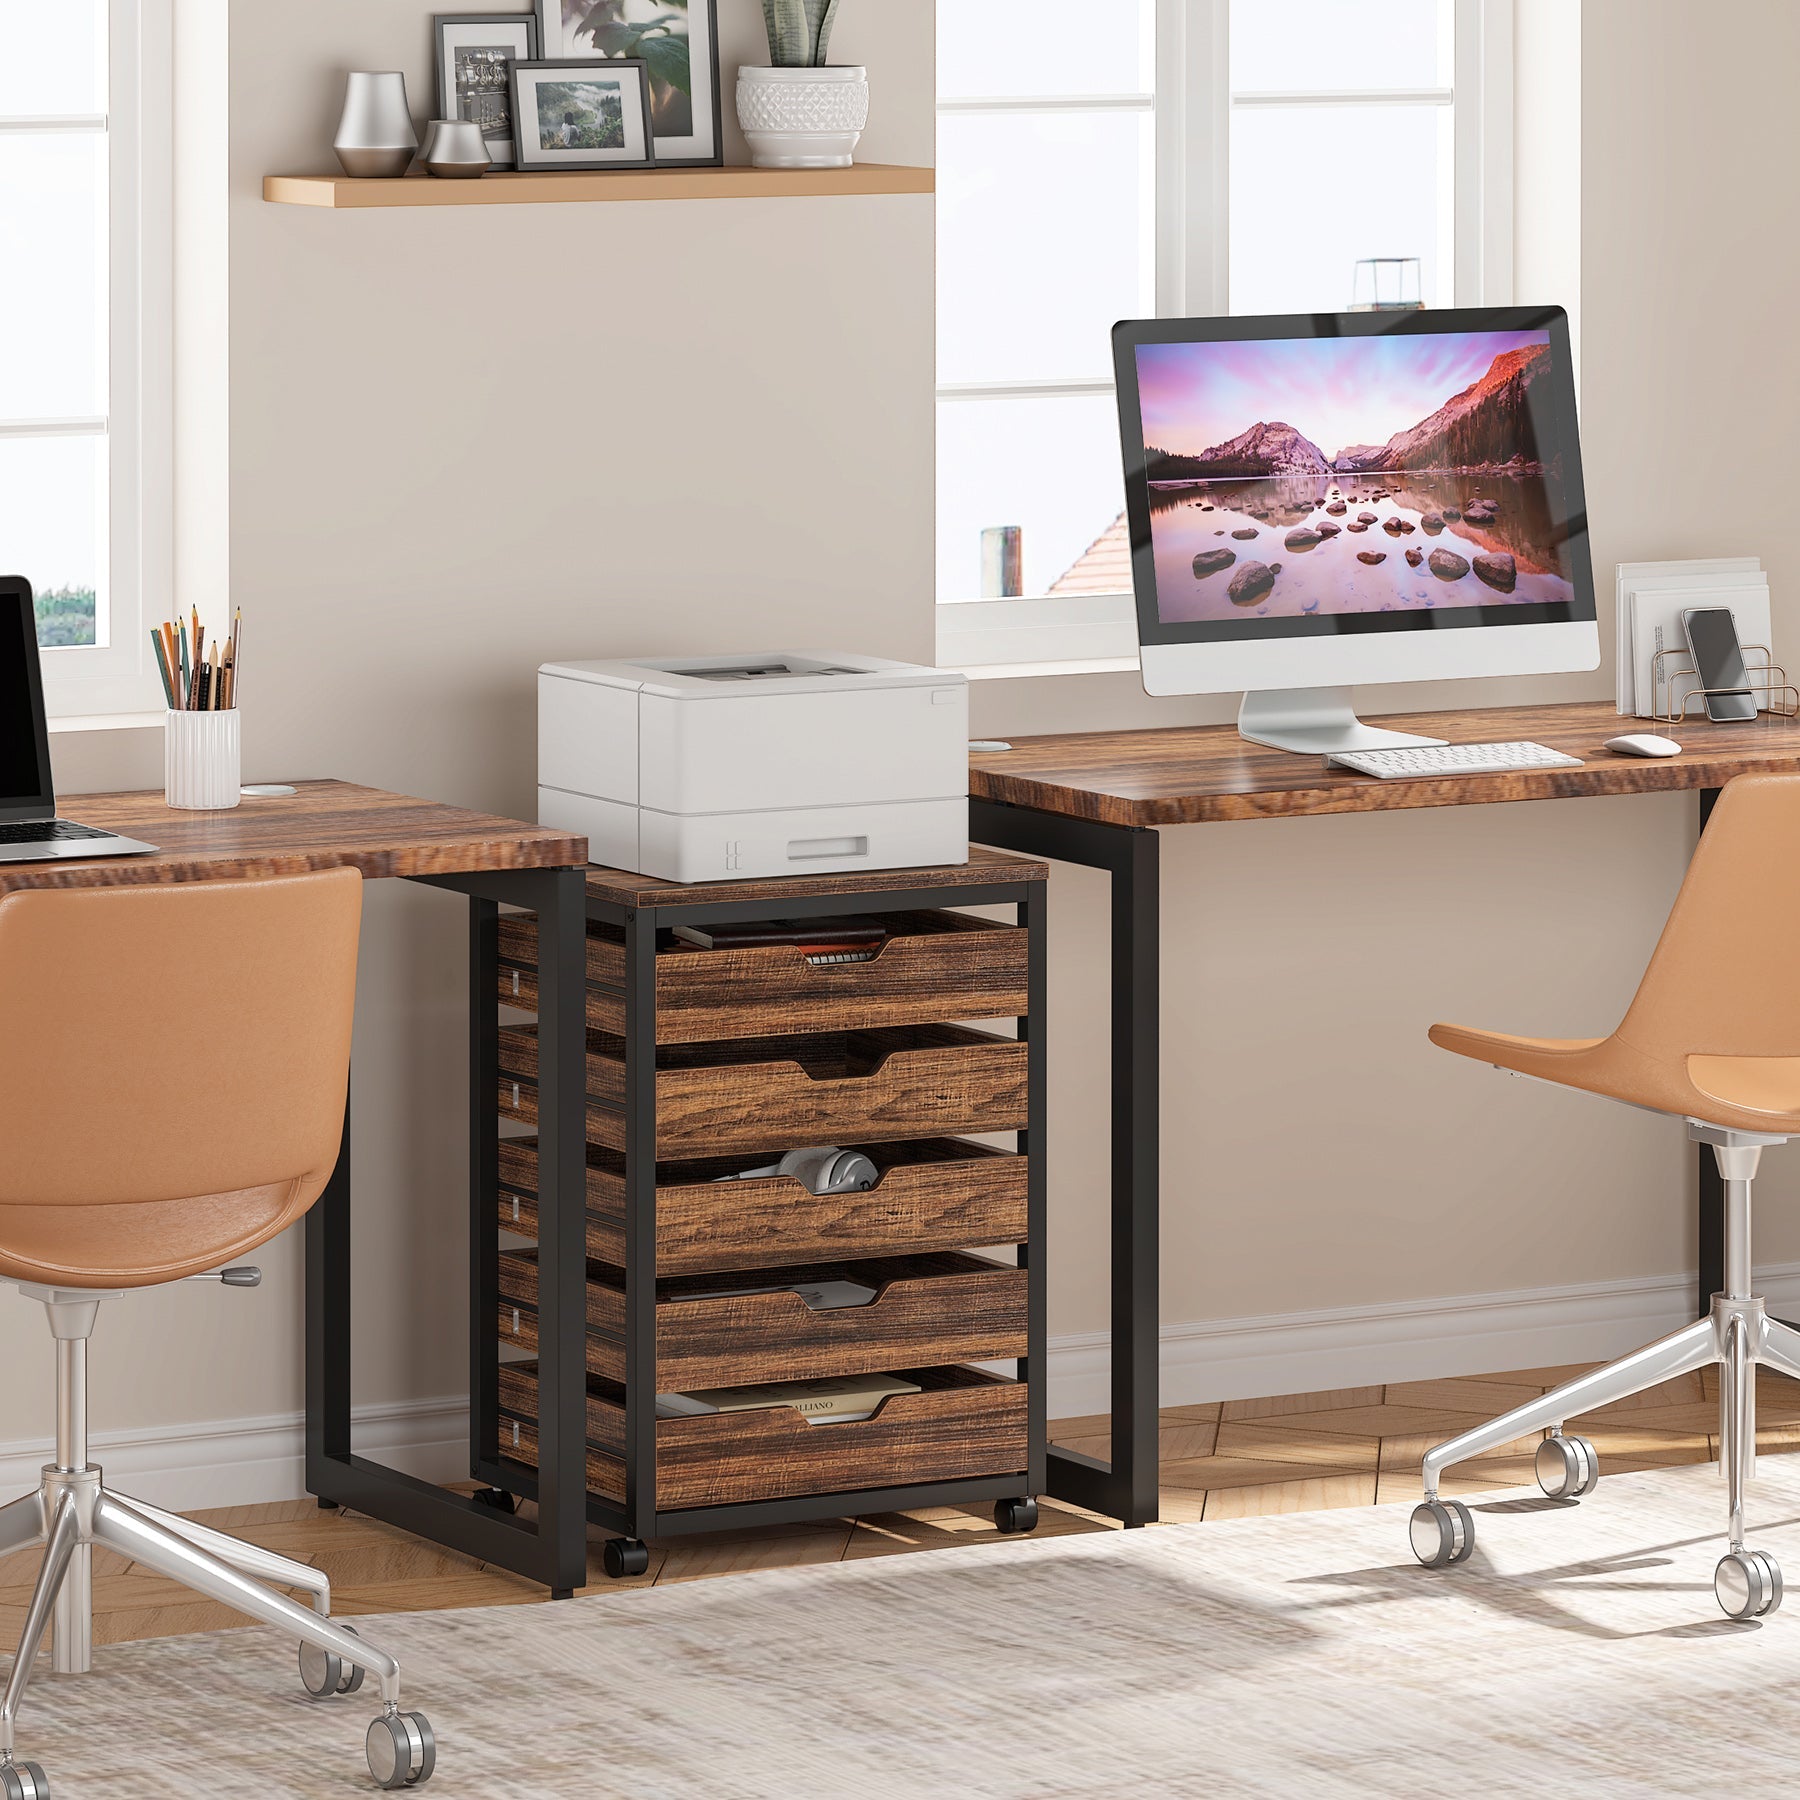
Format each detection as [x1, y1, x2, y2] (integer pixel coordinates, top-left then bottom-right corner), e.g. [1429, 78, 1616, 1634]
[299, 1625, 364, 1698]
[1716, 1549, 1783, 1620]
[367, 1711, 435, 1790]
[602, 1537, 650, 1579]
[470, 1487, 516, 1516]
[993, 1497, 1039, 1534]
[1408, 1498, 1474, 1568]
[1535, 1434, 1598, 1499]
[0, 1761, 49, 1800]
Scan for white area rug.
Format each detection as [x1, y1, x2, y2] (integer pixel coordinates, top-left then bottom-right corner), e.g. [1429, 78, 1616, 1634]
[16, 1460, 1800, 1797]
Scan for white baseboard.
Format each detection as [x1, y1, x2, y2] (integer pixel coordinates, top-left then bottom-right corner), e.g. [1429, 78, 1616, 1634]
[1046, 1261, 1800, 1420]
[14, 1264, 1796, 1508]
[0, 1396, 471, 1514]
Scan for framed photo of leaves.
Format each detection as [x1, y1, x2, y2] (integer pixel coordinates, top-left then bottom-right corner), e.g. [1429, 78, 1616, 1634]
[535, 0, 722, 168]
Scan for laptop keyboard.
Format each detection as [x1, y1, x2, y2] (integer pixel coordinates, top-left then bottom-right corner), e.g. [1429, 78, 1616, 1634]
[0, 819, 113, 844]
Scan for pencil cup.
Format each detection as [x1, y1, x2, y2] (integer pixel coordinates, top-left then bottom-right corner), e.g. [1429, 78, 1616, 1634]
[164, 708, 241, 810]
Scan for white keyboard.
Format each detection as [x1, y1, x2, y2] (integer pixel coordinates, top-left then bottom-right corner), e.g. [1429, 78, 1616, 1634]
[1328, 741, 1584, 779]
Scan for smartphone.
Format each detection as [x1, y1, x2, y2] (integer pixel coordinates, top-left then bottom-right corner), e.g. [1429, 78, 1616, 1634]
[1681, 606, 1758, 721]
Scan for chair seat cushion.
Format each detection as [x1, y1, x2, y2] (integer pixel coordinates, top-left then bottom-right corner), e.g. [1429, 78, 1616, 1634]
[0, 1185, 302, 1287]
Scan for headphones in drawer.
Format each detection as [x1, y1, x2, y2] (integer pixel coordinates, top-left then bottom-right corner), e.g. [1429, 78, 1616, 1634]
[717, 1146, 879, 1195]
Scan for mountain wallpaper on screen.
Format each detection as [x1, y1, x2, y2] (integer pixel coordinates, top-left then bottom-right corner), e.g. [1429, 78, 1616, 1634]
[1147, 341, 1551, 482]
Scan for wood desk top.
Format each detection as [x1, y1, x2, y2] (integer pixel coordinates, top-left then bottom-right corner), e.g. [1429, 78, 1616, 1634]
[1, 780, 587, 893]
[969, 700, 1800, 828]
[583, 844, 1048, 910]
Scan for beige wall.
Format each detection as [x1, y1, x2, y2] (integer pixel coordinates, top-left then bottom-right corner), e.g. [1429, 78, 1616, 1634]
[21, 0, 1800, 1470]
[30, 0, 933, 1457]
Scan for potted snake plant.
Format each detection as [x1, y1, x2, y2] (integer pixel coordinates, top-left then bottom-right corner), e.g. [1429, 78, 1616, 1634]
[736, 0, 866, 169]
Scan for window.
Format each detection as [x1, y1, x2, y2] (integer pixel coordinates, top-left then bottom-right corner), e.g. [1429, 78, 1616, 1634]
[4, 0, 170, 718]
[936, 0, 1513, 671]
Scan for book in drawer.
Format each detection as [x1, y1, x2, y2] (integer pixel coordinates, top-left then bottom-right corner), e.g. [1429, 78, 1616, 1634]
[495, 1249, 1028, 1389]
[496, 909, 1028, 1042]
[495, 1135, 1029, 1274]
[495, 1363, 1028, 1510]
[495, 1021, 1028, 1156]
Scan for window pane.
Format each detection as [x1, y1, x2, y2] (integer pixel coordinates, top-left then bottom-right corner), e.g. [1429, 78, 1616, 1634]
[0, 134, 105, 419]
[1230, 0, 1452, 93]
[937, 0, 1154, 99]
[938, 111, 1153, 386]
[0, 0, 105, 116]
[938, 394, 1125, 602]
[1230, 103, 1452, 315]
[2, 436, 103, 648]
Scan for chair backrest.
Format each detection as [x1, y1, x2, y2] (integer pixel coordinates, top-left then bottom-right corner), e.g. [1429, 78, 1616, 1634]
[0, 869, 362, 1210]
[1616, 772, 1800, 1058]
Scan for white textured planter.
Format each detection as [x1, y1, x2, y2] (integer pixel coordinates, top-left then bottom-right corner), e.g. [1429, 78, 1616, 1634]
[736, 65, 868, 169]
[164, 709, 241, 811]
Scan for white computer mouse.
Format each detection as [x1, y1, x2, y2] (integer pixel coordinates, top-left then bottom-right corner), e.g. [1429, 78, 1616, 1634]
[1604, 733, 1682, 758]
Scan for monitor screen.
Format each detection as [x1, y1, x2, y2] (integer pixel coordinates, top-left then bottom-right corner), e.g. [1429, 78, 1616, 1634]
[0, 581, 54, 816]
[1113, 307, 1594, 648]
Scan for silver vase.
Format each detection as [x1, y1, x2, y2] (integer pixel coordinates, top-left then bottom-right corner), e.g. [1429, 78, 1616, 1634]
[420, 118, 492, 179]
[334, 71, 418, 178]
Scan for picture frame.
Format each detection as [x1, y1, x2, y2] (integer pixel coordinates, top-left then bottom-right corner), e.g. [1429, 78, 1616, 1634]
[509, 58, 656, 170]
[434, 12, 541, 169]
[535, 0, 722, 168]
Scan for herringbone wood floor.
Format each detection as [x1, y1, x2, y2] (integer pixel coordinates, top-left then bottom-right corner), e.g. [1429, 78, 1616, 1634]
[4, 1358, 1787, 1646]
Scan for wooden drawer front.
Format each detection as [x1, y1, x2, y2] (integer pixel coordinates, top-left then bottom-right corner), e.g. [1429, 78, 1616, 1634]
[497, 1250, 1028, 1389]
[497, 1364, 1027, 1510]
[497, 1023, 1028, 1157]
[498, 911, 1026, 1043]
[496, 1136, 1028, 1275]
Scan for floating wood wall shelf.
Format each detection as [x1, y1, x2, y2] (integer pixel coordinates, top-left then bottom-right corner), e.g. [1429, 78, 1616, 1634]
[263, 164, 933, 209]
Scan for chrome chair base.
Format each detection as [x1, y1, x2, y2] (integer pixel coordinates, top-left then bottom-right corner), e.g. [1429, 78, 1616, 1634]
[1412, 1124, 1796, 1620]
[0, 1286, 434, 1791]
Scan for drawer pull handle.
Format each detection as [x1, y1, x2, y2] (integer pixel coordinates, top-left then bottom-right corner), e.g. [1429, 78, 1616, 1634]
[788, 834, 867, 861]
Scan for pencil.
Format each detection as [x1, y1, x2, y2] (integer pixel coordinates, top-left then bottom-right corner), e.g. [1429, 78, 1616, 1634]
[190, 625, 205, 708]
[177, 617, 189, 705]
[211, 643, 221, 709]
[150, 629, 174, 707]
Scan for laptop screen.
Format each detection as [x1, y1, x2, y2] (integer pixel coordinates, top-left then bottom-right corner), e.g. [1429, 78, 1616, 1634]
[0, 582, 55, 819]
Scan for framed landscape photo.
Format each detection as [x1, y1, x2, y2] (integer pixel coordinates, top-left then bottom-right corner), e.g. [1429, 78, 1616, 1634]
[434, 13, 540, 169]
[535, 0, 721, 167]
[509, 58, 656, 170]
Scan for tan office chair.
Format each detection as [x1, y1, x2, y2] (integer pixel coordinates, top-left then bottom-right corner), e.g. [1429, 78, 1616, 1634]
[0, 870, 434, 1795]
[1410, 771, 1800, 1621]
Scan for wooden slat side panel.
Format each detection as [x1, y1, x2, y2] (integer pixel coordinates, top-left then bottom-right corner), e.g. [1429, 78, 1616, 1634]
[495, 1361, 625, 1458]
[494, 1417, 624, 1504]
[494, 1303, 619, 1382]
[497, 915, 626, 987]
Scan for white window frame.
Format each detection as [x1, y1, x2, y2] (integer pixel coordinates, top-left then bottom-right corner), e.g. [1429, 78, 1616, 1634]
[9, 0, 173, 722]
[937, 0, 1514, 675]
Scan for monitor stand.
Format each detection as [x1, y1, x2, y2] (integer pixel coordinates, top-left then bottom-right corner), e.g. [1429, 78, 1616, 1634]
[1237, 687, 1448, 755]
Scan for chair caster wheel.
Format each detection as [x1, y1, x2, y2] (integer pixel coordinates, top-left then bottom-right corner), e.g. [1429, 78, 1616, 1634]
[470, 1487, 516, 1515]
[367, 1711, 435, 1789]
[300, 1624, 365, 1697]
[993, 1497, 1038, 1534]
[1536, 1434, 1598, 1499]
[1409, 1498, 1474, 1568]
[0, 1760, 50, 1799]
[1716, 1549, 1783, 1620]
[602, 1537, 650, 1579]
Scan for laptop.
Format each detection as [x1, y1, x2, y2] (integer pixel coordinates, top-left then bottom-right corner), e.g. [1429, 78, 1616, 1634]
[0, 576, 158, 862]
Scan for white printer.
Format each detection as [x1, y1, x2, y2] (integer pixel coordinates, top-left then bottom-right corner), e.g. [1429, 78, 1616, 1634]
[538, 652, 970, 882]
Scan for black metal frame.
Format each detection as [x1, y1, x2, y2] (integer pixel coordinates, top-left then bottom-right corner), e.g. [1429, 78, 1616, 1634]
[969, 799, 1160, 1528]
[465, 872, 1048, 1551]
[1696, 786, 1724, 1317]
[306, 863, 592, 1595]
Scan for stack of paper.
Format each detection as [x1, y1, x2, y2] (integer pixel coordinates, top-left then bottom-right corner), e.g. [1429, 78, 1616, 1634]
[1616, 558, 1769, 718]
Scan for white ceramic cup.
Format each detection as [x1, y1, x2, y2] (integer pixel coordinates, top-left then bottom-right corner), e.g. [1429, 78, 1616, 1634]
[164, 708, 241, 810]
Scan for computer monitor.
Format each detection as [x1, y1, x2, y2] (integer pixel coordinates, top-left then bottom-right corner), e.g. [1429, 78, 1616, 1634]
[1112, 305, 1598, 752]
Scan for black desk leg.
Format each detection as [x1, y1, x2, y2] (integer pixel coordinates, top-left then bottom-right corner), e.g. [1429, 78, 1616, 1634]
[969, 799, 1161, 1528]
[1696, 787, 1723, 1318]
[306, 864, 591, 1593]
